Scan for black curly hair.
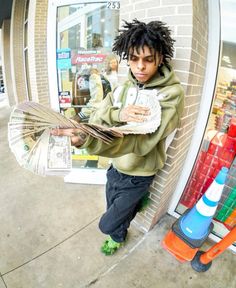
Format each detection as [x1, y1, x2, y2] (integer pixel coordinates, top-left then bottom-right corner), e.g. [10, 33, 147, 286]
[112, 19, 175, 68]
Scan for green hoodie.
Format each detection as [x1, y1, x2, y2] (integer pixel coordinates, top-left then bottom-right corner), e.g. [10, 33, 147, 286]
[81, 65, 184, 176]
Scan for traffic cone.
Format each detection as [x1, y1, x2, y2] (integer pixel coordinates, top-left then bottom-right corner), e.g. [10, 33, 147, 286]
[179, 167, 228, 240]
[162, 230, 199, 262]
[162, 167, 229, 262]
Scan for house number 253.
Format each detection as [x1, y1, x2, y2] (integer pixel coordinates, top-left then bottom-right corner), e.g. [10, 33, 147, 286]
[107, 1, 120, 10]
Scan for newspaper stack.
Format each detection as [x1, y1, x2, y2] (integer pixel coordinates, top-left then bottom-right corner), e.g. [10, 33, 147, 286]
[8, 101, 123, 176]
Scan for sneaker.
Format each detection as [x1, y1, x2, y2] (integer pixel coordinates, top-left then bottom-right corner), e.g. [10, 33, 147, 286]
[101, 236, 124, 255]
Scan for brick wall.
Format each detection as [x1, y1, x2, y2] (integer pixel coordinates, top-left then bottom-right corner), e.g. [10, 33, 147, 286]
[28, 0, 50, 106]
[10, 0, 28, 103]
[9, 0, 50, 106]
[118, 0, 209, 232]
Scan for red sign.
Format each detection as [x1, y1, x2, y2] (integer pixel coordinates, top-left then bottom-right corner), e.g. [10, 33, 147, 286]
[72, 54, 106, 64]
[59, 91, 72, 108]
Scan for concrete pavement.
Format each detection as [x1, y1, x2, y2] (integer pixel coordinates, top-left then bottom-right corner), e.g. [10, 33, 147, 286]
[0, 103, 235, 288]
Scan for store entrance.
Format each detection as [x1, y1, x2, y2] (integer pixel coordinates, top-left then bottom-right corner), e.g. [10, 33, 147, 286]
[48, 0, 120, 184]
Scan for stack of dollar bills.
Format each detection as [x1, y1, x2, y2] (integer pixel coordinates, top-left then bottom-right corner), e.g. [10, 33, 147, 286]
[8, 95, 162, 176]
[8, 101, 123, 176]
[114, 89, 162, 134]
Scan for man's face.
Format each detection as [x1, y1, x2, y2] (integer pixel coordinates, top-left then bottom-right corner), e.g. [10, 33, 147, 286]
[128, 45, 162, 84]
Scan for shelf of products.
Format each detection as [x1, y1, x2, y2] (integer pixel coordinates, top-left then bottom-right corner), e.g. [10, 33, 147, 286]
[212, 80, 236, 132]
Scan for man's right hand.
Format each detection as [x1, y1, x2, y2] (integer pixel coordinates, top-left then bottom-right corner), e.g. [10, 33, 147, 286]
[119, 105, 150, 123]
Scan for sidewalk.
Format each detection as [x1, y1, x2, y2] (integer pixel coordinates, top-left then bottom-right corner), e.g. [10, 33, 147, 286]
[0, 103, 235, 288]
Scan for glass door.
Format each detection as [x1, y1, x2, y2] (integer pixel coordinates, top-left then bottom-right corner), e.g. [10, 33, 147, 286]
[48, 0, 120, 184]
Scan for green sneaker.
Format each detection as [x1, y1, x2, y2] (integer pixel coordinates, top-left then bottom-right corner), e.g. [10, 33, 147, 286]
[101, 236, 124, 255]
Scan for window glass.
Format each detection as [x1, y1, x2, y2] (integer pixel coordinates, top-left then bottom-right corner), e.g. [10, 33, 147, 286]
[175, 0, 236, 246]
[56, 2, 120, 169]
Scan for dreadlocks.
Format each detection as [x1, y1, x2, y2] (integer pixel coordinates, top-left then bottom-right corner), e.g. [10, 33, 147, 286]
[112, 19, 175, 68]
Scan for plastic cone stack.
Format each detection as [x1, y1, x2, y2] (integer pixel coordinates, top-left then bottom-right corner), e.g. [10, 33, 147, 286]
[180, 167, 228, 240]
[162, 167, 229, 262]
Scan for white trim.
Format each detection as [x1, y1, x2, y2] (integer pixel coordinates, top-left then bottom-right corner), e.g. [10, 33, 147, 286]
[209, 234, 236, 254]
[168, 0, 221, 215]
[10, 0, 19, 105]
[52, 0, 111, 6]
[47, 1, 60, 111]
[64, 168, 107, 184]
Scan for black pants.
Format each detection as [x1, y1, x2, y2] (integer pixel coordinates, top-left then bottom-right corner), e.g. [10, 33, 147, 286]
[99, 165, 155, 243]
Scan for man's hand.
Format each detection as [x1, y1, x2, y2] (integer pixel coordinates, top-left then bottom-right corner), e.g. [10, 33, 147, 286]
[119, 105, 150, 123]
[51, 128, 88, 147]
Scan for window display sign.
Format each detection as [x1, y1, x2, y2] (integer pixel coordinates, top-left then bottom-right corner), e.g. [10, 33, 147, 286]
[56, 48, 71, 70]
[71, 52, 106, 64]
[59, 91, 72, 108]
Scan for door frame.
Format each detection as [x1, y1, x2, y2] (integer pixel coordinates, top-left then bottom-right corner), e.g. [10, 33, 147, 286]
[47, 0, 120, 184]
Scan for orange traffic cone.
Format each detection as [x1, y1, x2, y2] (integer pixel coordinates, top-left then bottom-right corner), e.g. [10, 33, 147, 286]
[162, 230, 198, 262]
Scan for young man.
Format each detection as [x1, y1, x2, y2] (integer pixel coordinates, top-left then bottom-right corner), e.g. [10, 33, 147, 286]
[54, 19, 184, 255]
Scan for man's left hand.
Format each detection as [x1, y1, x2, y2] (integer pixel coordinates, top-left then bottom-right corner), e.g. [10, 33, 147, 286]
[51, 128, 88, 147]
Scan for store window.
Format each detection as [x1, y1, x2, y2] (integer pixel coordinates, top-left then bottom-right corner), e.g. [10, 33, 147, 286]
[56, 1, 119, 171]
[175, 0, 236, 249]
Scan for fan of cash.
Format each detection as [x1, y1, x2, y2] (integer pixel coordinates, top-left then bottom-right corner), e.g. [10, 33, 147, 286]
[8, 95, 162, 176]
[114, 89, 162, 134]
[8, 101, 123, 176]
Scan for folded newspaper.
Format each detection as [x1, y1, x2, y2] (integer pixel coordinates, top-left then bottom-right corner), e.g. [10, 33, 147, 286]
[8, 96, 161, 176]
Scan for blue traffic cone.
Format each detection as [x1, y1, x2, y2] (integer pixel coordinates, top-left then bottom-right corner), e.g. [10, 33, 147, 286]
[179, 167, 228, 240]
